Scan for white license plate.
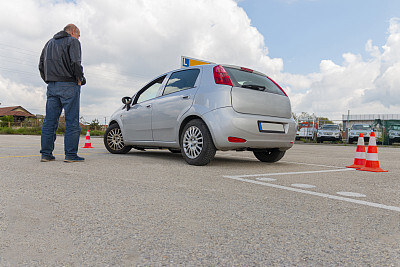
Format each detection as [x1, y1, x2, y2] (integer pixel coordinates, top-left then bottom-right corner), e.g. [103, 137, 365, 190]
[258, 122, 285, 133]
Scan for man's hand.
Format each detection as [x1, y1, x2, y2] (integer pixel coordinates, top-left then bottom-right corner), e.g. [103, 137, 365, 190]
[77, 78, 82, 86]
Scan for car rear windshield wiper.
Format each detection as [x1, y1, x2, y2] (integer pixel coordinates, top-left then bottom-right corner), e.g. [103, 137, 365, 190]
[241, 84, 266, 91]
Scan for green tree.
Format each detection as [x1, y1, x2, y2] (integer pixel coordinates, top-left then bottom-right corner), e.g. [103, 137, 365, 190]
[0, 115, 14, 127]
[318, 117, 334, 125]
[89, 119, 100, 131]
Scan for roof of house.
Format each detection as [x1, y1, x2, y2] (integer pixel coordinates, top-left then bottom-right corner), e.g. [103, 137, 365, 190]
[0, 106, 35, 117]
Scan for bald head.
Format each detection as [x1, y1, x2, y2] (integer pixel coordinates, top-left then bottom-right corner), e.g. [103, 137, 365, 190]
[64, 24, 80, 40]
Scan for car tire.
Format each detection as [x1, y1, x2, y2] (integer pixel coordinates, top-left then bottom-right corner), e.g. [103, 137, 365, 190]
[180, 119, 216, 166]
[253, 149, 286, 163]
[104, 123, 132, 154]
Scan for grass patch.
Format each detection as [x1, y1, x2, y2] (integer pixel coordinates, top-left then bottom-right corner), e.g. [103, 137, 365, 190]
[83, 129, 104, 136]
[0, 126, 42, 135]
[0, 127, 15, 134]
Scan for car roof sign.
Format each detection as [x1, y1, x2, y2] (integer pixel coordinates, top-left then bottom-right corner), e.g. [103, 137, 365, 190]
[181, 56, 214, 67]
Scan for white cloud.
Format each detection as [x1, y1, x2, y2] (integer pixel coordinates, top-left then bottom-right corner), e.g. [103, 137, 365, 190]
[282, 17, 400, 120]
[0, 76, 45, 114]
[0, 0, 281, 121]
[0, 1, 399, 122]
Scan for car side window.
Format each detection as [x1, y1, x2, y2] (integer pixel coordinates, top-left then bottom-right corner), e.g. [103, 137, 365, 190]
[163, 69, 200, 96]
[136, 76, 166, 104]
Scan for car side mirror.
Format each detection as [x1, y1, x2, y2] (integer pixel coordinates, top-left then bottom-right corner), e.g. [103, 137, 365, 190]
[122, 96, 132, 110]
[122, 96, 132, 105]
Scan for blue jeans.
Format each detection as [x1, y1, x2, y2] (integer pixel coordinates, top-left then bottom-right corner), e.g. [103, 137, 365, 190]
[41, 82, 81, 157]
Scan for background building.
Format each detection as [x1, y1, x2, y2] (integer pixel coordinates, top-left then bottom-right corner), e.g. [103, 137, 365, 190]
[0, 106, 35, 122]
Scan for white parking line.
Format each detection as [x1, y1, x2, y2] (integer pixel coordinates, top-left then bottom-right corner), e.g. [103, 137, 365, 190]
[232, 168, 355, 178]
[337, 192, 367, 198]
[223, 175, 400, 213]
[291, 184, 316, 189]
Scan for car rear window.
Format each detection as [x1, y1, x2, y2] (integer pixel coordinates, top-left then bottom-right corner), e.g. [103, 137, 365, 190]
[224, 67, 285, 96]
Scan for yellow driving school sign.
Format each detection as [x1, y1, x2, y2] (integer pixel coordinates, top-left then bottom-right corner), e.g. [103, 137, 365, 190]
[181, 56, 214, 68]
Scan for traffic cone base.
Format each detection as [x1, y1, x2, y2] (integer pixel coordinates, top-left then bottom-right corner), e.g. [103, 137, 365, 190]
[346, 161, 365, 169]
[82, 130, 94, 148]
[358, 166, 388, 172]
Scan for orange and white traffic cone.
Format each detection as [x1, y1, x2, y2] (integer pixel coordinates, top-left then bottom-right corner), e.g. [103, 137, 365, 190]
[82, 130, 94, 148]
[358, 132, 388, 172]
[346, 133, 366, 169]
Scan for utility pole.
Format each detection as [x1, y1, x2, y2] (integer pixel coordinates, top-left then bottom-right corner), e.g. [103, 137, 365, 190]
[346, 110, 350, 142]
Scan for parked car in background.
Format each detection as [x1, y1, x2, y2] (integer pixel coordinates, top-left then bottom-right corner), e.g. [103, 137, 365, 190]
[104, 64, 297, 165]
[317, 124, 341, 143]
[388, 125, 400, 145]
[348, 124, 372, 143]
[296, 127, 316, 140]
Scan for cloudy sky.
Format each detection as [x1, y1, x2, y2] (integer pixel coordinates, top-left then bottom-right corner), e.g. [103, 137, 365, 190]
[0, 0, 399, 123]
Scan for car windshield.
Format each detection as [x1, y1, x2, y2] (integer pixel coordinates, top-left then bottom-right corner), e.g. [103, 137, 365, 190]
[390, 125, 400, 130]
[320, 125, 339, 130]
[224, 67, 285, 96]
[352, 125, 371, 130]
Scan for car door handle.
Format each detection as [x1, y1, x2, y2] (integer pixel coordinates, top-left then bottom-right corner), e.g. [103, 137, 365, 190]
[146, 104, 152, 108]
[182, 95, 190, 99]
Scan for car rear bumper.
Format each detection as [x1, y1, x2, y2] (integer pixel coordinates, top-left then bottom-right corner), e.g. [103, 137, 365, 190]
[202, 107, 296, 151]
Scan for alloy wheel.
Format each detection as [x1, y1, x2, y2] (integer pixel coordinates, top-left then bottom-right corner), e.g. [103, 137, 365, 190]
[183, 126, 204, 159]
[107, 127, 125, 151]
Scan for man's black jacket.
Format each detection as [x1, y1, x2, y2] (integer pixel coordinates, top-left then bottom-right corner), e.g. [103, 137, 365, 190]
[39, 30, 86, 85]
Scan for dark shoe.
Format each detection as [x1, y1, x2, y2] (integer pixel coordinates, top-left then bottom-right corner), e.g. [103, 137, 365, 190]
[64, 155, 85, 163]
[41, 155, 55, 162]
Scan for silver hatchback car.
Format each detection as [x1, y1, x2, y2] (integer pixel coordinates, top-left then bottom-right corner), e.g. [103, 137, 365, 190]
[104, 64, 296, 165]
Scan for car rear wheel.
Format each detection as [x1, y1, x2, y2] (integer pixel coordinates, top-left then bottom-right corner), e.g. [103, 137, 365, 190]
[180, 119, 216, 166]
[104, 123, 132, 154]
[253, 149, 286, 163]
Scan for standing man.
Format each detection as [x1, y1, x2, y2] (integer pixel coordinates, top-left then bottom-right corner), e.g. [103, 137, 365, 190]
[39, 24, 86, 162]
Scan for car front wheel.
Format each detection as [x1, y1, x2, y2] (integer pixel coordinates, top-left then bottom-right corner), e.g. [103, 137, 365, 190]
[253, 149, 286, 163]
[180, 119, 216, 166]
[104, 123, 132, 154]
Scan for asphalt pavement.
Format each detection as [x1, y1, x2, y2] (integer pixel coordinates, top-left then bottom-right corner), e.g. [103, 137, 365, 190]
[0, 134, 399, 265]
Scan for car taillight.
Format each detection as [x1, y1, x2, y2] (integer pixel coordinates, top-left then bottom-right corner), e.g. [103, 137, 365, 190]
[213, 65, 233, 86]
[267, 77, 288, 96]
[228, 136, 246, 143]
